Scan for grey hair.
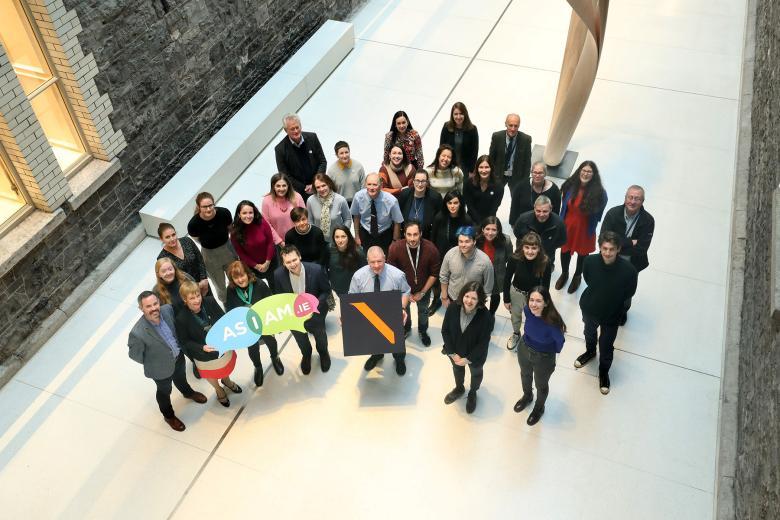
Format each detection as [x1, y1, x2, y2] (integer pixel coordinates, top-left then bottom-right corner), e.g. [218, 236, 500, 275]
[627, 185, 645, 200]
[534, 195, 552, 207]
[282, 113, 301, 129]
[531, 161, 548, 175]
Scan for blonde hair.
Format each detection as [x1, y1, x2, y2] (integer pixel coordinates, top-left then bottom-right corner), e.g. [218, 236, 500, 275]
[153, 258, 189, 304]
[178, 280, 201, 301]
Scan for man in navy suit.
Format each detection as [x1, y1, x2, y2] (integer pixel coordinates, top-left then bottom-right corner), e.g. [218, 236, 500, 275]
[273, 245, 332, 374]
[274, 113, 327, 201]
[128, 291, 206, 432]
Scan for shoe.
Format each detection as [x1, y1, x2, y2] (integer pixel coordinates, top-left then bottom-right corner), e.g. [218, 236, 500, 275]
[554, 272, 569, 290]
[188, 392, 207, 404]
[395, 358, 407, 376]
[599, 373, 611, 395]
[216, 391, 230, 408]
[364, 354, 382, 371]
[527, 406, 544, 425]
[513, 394, 533, 413]
[419, 331, 431, 346]
[574, 351, 596, 369]
[466, 391, 478, 414]
[221, 379, 242, 393]
[567, 274, 582, 294]
[192, 364, 201, 379]
[272, 356, 285, 375]
[444, 386, 465, 405]
[320, 352, 331, 373]
[428, 299, 442, 315]
[301, 356, 312, 375]
[506, 333, 520, 351]
[164, 416, 186, 432]
[254, 365, 264, 387]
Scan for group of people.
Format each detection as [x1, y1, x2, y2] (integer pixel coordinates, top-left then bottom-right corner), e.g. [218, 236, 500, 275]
[128, 105, 655, 432]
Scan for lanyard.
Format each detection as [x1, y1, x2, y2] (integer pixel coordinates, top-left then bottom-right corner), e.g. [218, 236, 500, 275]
[237, 284, 253, 306]
[406, 244, 421, 285]
[625, 211, 640, 238]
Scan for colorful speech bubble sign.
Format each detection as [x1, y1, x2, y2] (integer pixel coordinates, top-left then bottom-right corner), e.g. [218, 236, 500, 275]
[249, 293, 316, 335]
[206, 307, 262, 355]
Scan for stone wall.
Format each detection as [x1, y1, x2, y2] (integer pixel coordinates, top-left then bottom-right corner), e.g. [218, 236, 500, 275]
[0, 0, 362, 364]
[734, 0, 780, 517]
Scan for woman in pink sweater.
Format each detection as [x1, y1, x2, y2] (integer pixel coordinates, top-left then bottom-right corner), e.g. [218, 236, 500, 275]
[230, 200, 278, 290]
[261, 173, 305, 246]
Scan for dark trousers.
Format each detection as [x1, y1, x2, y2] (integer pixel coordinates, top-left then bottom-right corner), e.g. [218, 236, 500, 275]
[517, 338, 556, 409]
[559, 251, 585, 276]
[582, 313, 619, 374]
[291, 316, 328, 358]
[247, 335, 279, 367]
[450, 356, 484, 391]
[359, 226, 394, 255]
[503, 173, 521, 195]
[488, 293, 501, 314]
[404, 289, 431, 333]
[367, 348, 406, 364]
[152, 353, 194, 419]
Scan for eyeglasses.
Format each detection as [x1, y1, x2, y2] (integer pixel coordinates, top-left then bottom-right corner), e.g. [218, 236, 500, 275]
[413, 179, 428, 184]
[200, 204, 215, 209]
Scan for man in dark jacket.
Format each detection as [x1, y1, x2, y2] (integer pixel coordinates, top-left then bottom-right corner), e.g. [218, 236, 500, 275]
[488, 113, 532, 194]
[274, 113, 327, 201]
[273, 245, 332, 374]
[512, 196, 567, 285]
[128, 291, 206, 432]
[575, 232, 638, 395]
[600, 185, 655, 324]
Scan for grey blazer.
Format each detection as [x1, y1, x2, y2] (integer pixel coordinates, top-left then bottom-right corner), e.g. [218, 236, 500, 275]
[488, 130, 532, 181]
[128, 304, 180, 380]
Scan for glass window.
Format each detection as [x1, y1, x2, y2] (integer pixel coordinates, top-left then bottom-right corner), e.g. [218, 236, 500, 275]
[0, 150, 28, 230]
[0, 0, 88, 174]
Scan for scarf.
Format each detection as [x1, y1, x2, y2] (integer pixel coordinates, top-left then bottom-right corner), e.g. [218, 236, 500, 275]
[319, 192, 334, 239]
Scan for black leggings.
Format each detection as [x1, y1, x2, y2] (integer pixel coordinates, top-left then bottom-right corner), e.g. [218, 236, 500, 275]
[559, 251, 585, 276]
[488, 294, 501, 315]
[247, 335, 279, 367]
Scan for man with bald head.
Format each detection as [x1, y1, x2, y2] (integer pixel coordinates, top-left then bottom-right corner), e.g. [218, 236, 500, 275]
[489, 113, 532, 194]
[349, 246, 412, 375]
[600, 185, 655, 324]
[351, 172, 404, 254]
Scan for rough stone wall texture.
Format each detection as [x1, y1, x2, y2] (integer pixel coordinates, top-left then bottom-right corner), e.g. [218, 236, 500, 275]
[0, 0, 362, 363]
[735, 0, 780, 517]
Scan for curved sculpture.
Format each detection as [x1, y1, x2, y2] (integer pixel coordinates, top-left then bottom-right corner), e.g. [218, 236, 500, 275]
[544, 0, 609, 166]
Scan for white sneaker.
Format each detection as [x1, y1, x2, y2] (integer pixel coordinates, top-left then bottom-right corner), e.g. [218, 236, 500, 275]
[506, 333, 520, 351]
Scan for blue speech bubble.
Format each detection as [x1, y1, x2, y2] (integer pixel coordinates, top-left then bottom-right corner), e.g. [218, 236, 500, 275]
[206, 307, 262, 355]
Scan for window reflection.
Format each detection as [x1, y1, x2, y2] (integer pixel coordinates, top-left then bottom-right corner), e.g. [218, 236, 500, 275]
[0, 153, 27, 228]
[0, 1, 52, 96]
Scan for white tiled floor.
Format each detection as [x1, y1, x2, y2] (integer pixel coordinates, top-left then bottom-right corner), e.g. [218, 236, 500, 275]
[0, 0, 745, 518]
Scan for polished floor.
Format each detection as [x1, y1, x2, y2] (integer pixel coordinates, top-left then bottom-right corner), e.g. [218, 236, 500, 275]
[0, 1, 745, 518]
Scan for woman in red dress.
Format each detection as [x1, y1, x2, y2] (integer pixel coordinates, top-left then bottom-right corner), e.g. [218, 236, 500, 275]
[555, 161, 607, 294]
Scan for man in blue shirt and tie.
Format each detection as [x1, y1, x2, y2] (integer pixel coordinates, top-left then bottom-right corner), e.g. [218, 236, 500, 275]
[351, 173, 404, 254]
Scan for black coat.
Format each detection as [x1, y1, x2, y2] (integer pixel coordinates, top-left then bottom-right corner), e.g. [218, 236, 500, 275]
[274, 132, 327, 195]
[600, 205, 655, 272]
[272, 262, 332, 324]
[225, 279, 273, 311]
[488, 130, 532, 182]
[398, 188, 442, 239]
[509, 181, 562, 225]
[580, 255, 638, 324]
[430, 212, 474, 257]
[512, 211, 567, 261]
[463, 179, 504, 225]
[439, 123, 479, 175]
[441, 304, 493, 367]
[174, 296, 225, 362]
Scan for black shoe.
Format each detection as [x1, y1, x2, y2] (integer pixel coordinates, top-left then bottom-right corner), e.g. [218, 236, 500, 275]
[395, 358, 406, 376]
[574, 351, 596, 369]
[221, 379, 242, 393]
[364, 354, 382, 371]
[192, 364, 201, 379]
[301, 356, 312, 375]
[599, 373, 611, 395]
[527, 406, 544, 425]
[419, 331, 431, 346]
[428, 299, 442, 315]
[466, 391, 477, 414]
[567, 274, 582, 294]
[554, 272, 569, 291]
[271, 356, 284, 375]
[253, 365, 264, 387]
[320, 352, 331, 373]
[513, 394, 533, 413]
[444, 386, 465, 405]
[217, 392, 230, 408]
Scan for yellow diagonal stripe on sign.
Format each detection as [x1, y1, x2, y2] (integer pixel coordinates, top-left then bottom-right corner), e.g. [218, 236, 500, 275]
[350, 302, 395, 344]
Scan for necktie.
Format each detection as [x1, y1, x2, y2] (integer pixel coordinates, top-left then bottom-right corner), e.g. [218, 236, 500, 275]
[370, 198, 379, 237]
[374, 273, 381, 292]
[505, 137, 515, 171]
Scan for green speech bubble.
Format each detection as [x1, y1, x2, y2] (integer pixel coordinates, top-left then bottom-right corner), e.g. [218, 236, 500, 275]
[249, 293, 312, 335]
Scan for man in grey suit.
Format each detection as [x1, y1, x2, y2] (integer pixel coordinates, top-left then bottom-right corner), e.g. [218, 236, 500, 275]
[488, 113, 532, 195]
[128, 291, 206, 432]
